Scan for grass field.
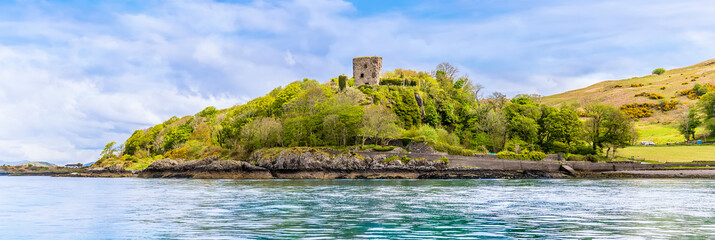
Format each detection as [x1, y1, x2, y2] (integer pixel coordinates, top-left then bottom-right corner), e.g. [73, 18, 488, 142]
[618, 145, 715, 162]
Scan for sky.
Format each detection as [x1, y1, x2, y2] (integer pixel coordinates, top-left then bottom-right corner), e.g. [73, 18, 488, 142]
[1, 0, 715, 164]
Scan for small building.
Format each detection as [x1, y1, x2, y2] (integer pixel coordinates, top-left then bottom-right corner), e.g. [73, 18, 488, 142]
[353, 56, 382, 86]
[65, 163, 83, 168]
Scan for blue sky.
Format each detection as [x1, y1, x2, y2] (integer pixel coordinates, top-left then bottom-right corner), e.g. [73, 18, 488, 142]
[1, 0, 715, 164]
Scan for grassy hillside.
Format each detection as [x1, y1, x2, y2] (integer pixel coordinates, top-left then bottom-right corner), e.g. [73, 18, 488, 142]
[544, 59, 715, 122]
[543, 59, 715, 143]
[618, 145, 715, 163]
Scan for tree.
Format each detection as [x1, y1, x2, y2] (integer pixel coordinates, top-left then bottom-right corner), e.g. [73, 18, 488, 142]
[503, 97, 542, 145]
[361, 105, 400, 146]
[481, 110, 508, 152]
[241, 117, 283, 150]
[652, 68, 666, 75]
[435, 62, 459, 83]
[538, 106, 582, 152]
[338, 75, 347, 91]
[584, 104, 636, 155]
[198, 106, 218, 118]
[678, 108, 701, 141]
[100, 141, 118, 160]
[487, 92, 507, 110]
[698, 92, 715, 136]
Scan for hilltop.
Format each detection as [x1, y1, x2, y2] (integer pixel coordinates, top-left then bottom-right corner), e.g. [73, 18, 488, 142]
[94, 60, 654, 170]
[543, 59, 715, 143]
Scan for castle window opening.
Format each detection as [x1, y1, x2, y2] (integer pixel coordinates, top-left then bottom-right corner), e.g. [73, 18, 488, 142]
[360, 73, 364, 78]
[364, 64, 367, 68]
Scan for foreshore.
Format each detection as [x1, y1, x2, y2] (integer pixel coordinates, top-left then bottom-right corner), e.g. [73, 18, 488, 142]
[49, 148, 715, 179]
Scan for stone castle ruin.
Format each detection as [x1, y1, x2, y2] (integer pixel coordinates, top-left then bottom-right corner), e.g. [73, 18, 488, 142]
[353, 56, 382, 86]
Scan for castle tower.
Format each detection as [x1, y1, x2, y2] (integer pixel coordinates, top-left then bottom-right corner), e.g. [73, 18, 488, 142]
[353, 56, 382, 86]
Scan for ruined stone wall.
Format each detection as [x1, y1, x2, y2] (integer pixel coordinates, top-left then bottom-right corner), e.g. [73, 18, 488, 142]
[353, 56, 382, 86]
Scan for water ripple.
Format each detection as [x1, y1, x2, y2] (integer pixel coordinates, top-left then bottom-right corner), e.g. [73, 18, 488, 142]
[0, 177, 713, 239]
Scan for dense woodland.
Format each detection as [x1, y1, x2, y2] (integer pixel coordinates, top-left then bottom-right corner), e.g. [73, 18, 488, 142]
[96, 63, 639, 169]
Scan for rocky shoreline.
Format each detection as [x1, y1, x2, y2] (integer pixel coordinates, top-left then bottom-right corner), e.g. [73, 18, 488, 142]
[54, 148, 715, 179]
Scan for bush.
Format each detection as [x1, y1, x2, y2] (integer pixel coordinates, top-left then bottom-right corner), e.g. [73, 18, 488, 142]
[373, 145, 395, 152]
[430, 141, 478, 156]
[380, 78, 417, 86]
[400, 155, 411, 164]
[573, 144, 597, 155]
[620, 103, 655, 118]
[383, 155, 400, 163]
[613, 85, 623, 88]
[436, 156, 449, 165]
[652, 68, 666, 75]
[630, 83, 644, 87]
[634, 92, 664, 99]
[496, 150, 547, 161]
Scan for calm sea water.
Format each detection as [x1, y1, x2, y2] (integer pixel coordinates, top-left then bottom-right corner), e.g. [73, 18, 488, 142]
[0, 177, 713, 239]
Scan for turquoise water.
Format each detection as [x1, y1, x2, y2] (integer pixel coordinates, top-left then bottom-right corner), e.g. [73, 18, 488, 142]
[0, 177, 713, 239]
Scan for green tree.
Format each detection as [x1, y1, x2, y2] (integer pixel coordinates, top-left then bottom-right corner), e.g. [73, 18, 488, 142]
[652, 68, 666, 75]
[503, 97, 542, 145]
[338, 75, 347, 91]
[678, 108, 701, 141]
[241, 117, 283, 150]
[482, 110, 508, 152]
[198, 106, 218, 118]
[361, 105, 400, 146]
[100, 141, 117, 160]
[423, 101, 440, 126]
[698, 92, 715, 136]
[584, 104, 636, 155]
[538, 106, 582, 152]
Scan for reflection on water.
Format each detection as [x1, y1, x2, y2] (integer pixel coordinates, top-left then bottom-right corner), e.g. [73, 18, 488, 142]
[0, 177, 713, 239]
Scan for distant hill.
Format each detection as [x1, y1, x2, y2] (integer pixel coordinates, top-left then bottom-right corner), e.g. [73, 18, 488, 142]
[16, 161, 57, 167]
[543, 59, 715, 123]
[0, 160, 29, 166]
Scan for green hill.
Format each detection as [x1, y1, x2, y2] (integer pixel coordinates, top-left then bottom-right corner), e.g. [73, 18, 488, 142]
[543, 59, 715, 143]
[95, 70, 492, 170]
[97, 63, 646, 170]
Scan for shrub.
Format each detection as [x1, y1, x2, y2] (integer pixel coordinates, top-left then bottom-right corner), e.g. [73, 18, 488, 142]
[436, 156, 449, 165]
[430, 141, 478, 156]
[652, 68, 666, 75]
[620, 103, 654, 118]
[660, 86, 666, 90]
[573, 144, 597, 155]
[380, 78, 417, 86]
[338, 75, 347, 91]
[634, 92, 664, 99]
[656, 100, 679, 111]
[630, 83, 644, 87]
[566, 154, 601, 162]
[613, 85, 623, 88]
[373, 145, 395, 152]
[682, 82, 689, 85]
[496, 150, 547, 161]
[400, 155, 411, 164]
[383, 155, 400, 163]
[165, 147, 189, 159]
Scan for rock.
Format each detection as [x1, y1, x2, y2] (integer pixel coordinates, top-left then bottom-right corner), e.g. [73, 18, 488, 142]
[144, 159, 180, 171]
[406, 142, 437, 154]
[253, 148, 330, 170]
[144, 156, 265, 172]
[560, 164, 577, 176]
[414, 93, 425, 118]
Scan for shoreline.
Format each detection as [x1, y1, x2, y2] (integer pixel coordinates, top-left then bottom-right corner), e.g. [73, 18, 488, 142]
[14, 148, 715, 179]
